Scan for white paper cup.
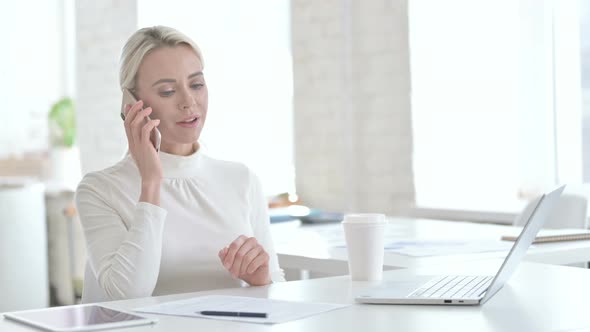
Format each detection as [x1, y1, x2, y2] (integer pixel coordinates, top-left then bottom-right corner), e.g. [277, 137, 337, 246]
[342, 213, 386, 281]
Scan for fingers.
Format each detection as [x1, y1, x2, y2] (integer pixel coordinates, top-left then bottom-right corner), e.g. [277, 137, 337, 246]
[229, 237, 258, 277]
[141, 118, 160, 147]
[223, 236, 264, 278]
[123, 104, 133, 146]
[131, 106, 152, 128]
[223, 235, 247, 269]
[237, 244, 262, 276]
[123, 100, 143, 130]
[245, 251, 269, 274]
[130, 107, 153, 145]
[218, 247, 228, 262]
[122, 104, 131, 120]
[123, 101, 143, 147]
[221, 236, 270, 280]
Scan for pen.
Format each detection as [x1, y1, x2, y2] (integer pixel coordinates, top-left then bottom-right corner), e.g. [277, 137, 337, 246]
[199, 311, 267, 318]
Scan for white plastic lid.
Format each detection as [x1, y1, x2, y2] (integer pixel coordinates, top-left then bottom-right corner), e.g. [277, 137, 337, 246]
[341, 213, 386, 224]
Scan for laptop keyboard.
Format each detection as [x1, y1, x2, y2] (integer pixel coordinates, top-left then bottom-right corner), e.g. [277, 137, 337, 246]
[408, 275, 494, 299]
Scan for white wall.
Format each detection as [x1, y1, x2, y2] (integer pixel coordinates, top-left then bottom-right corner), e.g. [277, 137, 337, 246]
[0, 0, 64, 158]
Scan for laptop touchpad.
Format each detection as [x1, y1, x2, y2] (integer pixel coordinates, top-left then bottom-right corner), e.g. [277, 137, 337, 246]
[358, 276, 435, 298]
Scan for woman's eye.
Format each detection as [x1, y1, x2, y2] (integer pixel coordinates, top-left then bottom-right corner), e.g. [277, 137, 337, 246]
[160, 90, 174, 97]
[191, 84, 204, 90]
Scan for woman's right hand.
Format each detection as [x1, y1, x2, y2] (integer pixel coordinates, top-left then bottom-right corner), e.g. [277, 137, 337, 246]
[123, 101, 163, 200]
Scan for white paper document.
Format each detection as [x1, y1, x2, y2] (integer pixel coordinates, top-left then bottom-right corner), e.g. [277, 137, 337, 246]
[384, 239, 514, 257]
[135, 295, 349, 324]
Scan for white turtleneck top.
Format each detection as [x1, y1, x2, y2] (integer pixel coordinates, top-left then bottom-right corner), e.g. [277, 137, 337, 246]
[75, 149, 285, 303]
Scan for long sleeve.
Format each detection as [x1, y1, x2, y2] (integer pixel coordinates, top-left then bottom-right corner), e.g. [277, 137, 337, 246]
[75, 174, 168, 301]
[247, 171, 286, 283]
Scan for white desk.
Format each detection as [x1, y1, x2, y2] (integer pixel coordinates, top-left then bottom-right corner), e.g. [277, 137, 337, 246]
[2, 260, 590, 332]
[272, 218, 590, 275]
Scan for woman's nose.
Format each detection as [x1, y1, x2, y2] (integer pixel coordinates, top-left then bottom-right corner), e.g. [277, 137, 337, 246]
[177, 87, 196, 110]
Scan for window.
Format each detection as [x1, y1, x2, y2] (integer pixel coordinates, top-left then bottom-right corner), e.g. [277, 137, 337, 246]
[0, 0, 65, 157]
[410, 0, 589, 214]
[582, 0, 590, 182]
[138, 0, 294, 196]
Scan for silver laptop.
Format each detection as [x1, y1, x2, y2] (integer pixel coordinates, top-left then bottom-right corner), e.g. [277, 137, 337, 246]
[356, 185, 565, 305]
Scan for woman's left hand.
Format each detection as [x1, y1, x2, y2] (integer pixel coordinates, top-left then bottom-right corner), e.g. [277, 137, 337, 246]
[218, 235, 271, 286]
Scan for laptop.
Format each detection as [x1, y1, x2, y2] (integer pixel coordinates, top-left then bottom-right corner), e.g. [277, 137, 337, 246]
[356, 185, 565, 305]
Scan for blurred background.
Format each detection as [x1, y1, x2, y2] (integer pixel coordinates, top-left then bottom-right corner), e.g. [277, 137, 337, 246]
[0, 0, 589, 311]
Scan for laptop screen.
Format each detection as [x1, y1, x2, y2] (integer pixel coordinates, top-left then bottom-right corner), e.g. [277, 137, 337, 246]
[481, 185, 565, 304]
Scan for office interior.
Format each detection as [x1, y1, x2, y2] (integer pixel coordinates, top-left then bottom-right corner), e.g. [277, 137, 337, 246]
[1, 0, 590, 330]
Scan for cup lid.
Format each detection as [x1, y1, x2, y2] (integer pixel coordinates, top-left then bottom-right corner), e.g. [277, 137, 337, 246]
[341, 213, 386, 224]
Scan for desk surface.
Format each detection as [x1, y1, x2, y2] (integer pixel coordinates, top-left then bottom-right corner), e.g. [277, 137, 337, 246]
[272, 218, 590, 274]
[2, 260, 589, 332]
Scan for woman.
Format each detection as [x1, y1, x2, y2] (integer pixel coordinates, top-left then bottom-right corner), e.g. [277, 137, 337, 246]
[75, 26, 285, 303]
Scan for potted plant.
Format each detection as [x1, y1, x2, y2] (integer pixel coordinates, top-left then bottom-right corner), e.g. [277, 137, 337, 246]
[47, 97, 81, 191]
[49, 98, 76, 148]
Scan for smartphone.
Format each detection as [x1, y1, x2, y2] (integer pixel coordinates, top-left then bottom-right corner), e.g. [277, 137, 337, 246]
[121, 89, 161, 152]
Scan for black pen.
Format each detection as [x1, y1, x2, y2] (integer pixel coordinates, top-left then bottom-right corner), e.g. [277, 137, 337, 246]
[199, 311, 267, 318]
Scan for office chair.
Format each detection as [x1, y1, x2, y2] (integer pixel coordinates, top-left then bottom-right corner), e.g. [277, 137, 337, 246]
[514, 193, 588, 268]
[513, 193, 588, 229]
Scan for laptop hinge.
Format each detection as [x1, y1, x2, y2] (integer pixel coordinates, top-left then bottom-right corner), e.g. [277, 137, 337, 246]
[478, 288, 488, 297]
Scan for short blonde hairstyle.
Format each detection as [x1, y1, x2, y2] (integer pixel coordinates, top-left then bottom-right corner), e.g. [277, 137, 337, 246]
[119, 25, 204, 91]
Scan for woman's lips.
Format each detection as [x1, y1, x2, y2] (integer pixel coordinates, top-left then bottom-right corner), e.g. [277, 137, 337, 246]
[176, 117, 199, 128]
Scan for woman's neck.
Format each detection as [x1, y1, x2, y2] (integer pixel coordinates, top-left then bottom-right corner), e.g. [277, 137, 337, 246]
[160, 142, 199, 156]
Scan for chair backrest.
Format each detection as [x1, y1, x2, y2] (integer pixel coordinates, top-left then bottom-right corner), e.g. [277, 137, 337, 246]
[514, 193, 588, 229]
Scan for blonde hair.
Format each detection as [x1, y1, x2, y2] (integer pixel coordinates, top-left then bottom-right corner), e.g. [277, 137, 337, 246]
[119, 25, 204, 91]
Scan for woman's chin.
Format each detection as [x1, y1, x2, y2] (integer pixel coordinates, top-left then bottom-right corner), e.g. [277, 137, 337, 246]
[161, 131, 201, 144]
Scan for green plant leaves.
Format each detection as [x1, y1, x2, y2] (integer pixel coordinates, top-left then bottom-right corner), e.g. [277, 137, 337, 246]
[49, 97, 76, 148]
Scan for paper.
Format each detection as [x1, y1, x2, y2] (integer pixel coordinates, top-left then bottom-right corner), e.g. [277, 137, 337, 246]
[383, 239, 514, 257]
[135, 295, 349, 324]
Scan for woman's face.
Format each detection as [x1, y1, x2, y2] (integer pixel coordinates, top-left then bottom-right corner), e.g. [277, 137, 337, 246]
[134, 45, 208, 154]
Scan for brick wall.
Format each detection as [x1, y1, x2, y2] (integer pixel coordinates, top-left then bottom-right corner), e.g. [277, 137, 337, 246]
[75, 0, 137, 174]
[291, 0, 415, 214]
